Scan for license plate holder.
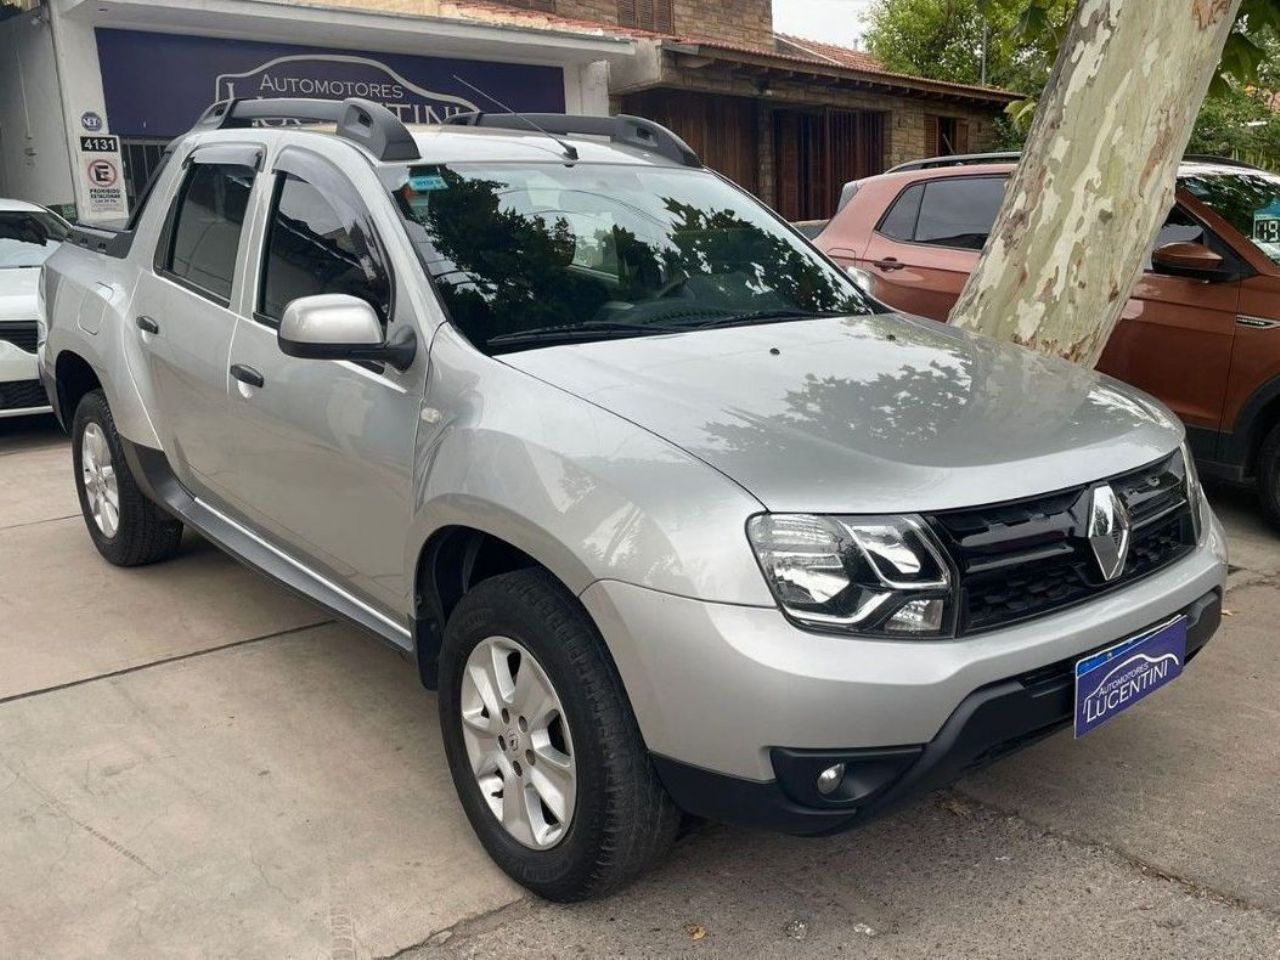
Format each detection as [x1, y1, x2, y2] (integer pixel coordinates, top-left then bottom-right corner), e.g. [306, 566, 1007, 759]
[1074, 616, 1187, 738]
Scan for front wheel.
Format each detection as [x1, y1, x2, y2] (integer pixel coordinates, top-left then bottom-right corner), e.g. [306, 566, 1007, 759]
[439, 568, 679, 901]
[71, 389, 184, 566]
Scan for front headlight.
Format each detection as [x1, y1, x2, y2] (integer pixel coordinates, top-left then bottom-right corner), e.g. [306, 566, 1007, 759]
[746, 513, 954, 637]
[1180, 439, 1204, 540]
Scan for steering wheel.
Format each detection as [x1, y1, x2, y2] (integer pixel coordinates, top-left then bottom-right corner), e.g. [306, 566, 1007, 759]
[655, 273, 691, 299]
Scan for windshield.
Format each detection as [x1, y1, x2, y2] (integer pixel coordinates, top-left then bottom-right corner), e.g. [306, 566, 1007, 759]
[389, 162, 870, 353]
[1180, 168, 1280, 266]
[0, 210, 69, 269]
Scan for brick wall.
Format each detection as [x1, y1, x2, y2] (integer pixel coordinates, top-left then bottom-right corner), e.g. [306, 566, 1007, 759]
[669, 0, 774, 47]
[289, 0, 776, 48]
[886, 103, 999, 167]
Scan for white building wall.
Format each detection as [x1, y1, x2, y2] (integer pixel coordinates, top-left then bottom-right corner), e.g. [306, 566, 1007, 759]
[0, 9, 76, 211]
[33, 0, 629, 222]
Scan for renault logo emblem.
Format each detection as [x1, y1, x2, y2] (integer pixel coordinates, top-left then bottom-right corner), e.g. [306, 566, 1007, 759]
[1087, 484, 1131, 582]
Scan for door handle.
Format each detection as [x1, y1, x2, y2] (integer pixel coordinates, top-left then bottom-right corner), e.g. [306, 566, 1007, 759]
[230, 363, 265, 389]
[871, 258, 905, 272]
[136, 315, 160, 334]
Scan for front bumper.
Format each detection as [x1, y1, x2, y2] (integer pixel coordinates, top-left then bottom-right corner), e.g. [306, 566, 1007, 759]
[0, 342, 50, 418]
[652, 588, 1220, 835]
[579, 511, 1227, 832]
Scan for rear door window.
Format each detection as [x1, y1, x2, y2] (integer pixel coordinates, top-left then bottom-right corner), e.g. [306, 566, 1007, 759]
[914, 177, 1006, 250]
[162, 162, 256, 304]
[877, 184, 924, 242]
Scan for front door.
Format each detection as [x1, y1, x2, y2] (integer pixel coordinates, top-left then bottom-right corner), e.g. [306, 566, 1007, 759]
[133, 147, 261, 500]
[220, 149, 424, 616]
[1097, 204, 1240, 432]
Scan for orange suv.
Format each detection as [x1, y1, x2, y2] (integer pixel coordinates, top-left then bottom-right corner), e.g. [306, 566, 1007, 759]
[817, 154, 1280, 525]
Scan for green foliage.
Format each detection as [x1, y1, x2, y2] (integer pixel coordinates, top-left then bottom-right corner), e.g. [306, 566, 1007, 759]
[864, 0, 1073, 94]
[866, 0, 1280, 161]
[1188, 83, 1280, 171]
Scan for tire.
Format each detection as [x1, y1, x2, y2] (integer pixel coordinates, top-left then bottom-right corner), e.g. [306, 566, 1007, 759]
[439, 568, 679, 901]
[1258, 422, 1280, 532]
[71, 389, 184, 566]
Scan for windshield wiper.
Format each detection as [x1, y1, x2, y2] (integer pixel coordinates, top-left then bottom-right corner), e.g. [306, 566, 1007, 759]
[677, 309, 846, 330]
[486, 319, 688, 349]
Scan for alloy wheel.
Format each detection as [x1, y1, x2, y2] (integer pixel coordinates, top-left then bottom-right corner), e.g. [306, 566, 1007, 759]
[81, 422, 120, 538]
[459, 636, 577, 850]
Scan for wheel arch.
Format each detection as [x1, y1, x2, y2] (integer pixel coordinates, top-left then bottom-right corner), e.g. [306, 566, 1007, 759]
[412, 522, 591, 690]
[1226, 374, 1280, 477]
[53, 350, 102, 428]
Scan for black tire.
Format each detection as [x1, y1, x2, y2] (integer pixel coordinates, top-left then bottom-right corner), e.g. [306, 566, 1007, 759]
[71, 389, 184, 566]
[1259, 422, 1280, 531]
[439, 568, 679, 901]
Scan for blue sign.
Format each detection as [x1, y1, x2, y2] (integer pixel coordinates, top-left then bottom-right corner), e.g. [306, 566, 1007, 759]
[95, 29, 566, 138]
[80, 111, 103, 132]
[1074, 616, 1186, 738]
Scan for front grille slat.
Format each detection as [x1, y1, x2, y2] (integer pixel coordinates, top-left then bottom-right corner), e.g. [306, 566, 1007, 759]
[930, 453, 1196, 636]
[0, 321, 39, 354]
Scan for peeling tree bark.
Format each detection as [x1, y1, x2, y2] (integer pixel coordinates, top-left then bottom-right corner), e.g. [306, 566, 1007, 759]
[949, 0, 1242, 367]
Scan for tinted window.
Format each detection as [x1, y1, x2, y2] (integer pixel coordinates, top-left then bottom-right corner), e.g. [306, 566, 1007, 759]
[259, 174, 391, 324]
[878, 184, 923, 241]
[390, 162, 869, 354]
[915, 177, 1006, 249]
[1180, 168, 1280, 266]
[0, 211, 69, 268]
[165, 163, 255, 302]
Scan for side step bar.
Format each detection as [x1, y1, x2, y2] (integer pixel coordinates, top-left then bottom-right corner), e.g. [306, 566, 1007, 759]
[121, 440, 413, 653]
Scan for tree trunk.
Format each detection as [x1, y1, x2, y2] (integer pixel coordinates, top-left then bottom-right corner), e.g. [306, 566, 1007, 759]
[949, 0, 1242, 367]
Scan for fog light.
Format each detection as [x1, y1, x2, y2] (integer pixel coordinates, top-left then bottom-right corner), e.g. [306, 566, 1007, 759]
[816, 762, 846, 795]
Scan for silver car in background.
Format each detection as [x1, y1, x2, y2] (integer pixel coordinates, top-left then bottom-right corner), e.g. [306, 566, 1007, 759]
[40, 99, 1227, 901]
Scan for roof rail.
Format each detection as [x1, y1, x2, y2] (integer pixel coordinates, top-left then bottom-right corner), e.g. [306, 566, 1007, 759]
[443, 112, 702, 167]
[188, 97, 420, 162]
[887, 151, 1021, 173]
[1182, 154, 1263, 170]
[891, 151, 1265, 175]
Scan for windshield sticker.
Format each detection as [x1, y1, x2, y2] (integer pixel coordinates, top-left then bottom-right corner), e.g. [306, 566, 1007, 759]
[409, 172, 448, 192]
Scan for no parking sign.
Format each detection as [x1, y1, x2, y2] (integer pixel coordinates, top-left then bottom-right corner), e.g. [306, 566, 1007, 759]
[74, 121, 129, 220]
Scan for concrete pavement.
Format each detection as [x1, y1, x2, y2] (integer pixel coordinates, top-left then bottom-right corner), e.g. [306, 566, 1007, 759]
[2, 413, 1279, 959]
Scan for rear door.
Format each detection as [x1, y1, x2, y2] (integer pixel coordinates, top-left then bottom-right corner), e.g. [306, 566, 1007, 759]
[219, 146, 424, 617]
[131, 144, 262, 498]
[1097, 203, 1241, 434]
[858, 175, 1006, 321]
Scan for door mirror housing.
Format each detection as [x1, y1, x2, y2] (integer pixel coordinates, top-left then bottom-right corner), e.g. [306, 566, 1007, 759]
[1151, 241, 1230, 282]
[277, 294, 416, 371]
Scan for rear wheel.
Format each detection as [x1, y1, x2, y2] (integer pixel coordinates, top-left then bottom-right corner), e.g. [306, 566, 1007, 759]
[439, 568, 679, 901]
[72, 389, 183, 566]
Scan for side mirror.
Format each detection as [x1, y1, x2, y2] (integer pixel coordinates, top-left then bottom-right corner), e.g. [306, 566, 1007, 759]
[278, 294, 416, 371]
[844, 263, 876, 295]
[1151, 241, 1230, 282]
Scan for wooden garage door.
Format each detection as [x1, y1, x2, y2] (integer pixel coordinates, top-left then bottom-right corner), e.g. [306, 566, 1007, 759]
[620, 90, 760, 195]
[774, 109, 886, 221]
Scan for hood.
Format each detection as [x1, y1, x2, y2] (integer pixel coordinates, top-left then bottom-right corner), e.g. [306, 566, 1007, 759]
[501, 314, 1183, 514]
[0, 268, 40, 323]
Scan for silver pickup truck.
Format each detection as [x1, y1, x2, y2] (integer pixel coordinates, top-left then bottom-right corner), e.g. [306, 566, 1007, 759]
[40, 98, 1227, 901]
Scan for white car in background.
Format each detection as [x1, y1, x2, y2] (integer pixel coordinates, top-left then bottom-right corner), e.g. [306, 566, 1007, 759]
[1, 198, 68, 418]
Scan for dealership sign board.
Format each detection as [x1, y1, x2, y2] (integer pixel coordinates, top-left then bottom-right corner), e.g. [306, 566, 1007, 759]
[95, 29, 567, 138]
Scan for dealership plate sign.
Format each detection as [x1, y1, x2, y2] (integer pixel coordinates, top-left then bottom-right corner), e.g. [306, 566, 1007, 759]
[95, 29, 566, 138]
[1074, 616, 1187, 738]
